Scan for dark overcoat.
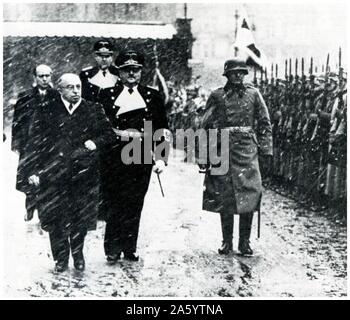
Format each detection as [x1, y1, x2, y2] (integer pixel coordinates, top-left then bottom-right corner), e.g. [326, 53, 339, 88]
[200, 83, 273, 215]
[26, 97, 115, 232]
[98, 83, 170, 220]
[11, 87, 59, 193]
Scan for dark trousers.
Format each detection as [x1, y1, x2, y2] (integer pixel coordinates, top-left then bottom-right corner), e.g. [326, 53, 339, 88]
[25, 189, 41, 214]
[220, 211, 254, 244]
[102, 158, 152, 257]
[104, 199, 144, 256]
[49, 225, 87, 263]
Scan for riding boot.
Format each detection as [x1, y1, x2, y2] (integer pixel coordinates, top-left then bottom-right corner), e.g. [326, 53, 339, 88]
[218, 211, 233, 254]
[238, 212, 254, 255]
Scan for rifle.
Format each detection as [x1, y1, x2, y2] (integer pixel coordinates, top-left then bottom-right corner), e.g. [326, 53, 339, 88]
[310, 53, 329, 141]
[320, 53, 330, 112]
[271, 63, 274, 86]
[253, 67, 257, 86]
[296, 57, 307, 145]
[284, 59, 288, 106]
[309, 57, 315, 114]
[294, 58, 299, 106]
[301, 57, 306, 112]
[338, 47, 344, 110]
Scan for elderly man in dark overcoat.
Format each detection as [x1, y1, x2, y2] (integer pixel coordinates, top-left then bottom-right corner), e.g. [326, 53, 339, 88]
[11, 64, 59, 221]
[26, 73, 116, 272]
[199, 59, 273, 256]
[99, 49, 170, 263]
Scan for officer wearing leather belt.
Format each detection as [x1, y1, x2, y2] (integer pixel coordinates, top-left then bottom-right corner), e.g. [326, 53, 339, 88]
[100, 48, 170, 263]
[199, 59, 273, 255]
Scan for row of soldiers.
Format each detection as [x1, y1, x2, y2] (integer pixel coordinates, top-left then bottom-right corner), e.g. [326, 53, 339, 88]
[165, 81, 208, 133]
[257, 53, 347, 218]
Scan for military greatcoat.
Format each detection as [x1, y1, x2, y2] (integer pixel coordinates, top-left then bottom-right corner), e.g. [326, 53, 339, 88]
[200, 82, 273, 215]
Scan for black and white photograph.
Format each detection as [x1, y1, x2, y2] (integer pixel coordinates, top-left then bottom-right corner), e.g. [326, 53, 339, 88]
[1, 0, 347, 301]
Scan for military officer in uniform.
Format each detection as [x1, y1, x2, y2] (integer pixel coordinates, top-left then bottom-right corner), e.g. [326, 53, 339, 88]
[100, 49, 170, 263]
[80, 40, 120, 103]
[199, 59, 273, 255]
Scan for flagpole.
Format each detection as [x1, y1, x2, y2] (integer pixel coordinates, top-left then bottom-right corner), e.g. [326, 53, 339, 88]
[234, 9, 239, 57]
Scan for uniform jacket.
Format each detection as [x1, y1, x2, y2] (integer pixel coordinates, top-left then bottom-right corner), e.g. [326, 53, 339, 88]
[11, 87, 59, 192]
[200, 82, 273, 215]
[80, 65, 120, 103]
[98, 83, 170, 219]
[26, 97, 116, 232]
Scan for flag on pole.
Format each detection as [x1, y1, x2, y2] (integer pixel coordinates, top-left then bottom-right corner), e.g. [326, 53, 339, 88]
[234, 13, 267, 69]
[151, 43, 169, 104]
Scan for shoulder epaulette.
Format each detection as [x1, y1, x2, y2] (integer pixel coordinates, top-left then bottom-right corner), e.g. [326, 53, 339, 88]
[146, 85, 159, 92]
[82, 66, 94, 71]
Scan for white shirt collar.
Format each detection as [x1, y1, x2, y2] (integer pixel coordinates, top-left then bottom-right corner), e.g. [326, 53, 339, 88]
[61, 97, 82, 115]
[115, 85, 146, 115]
[38, 88, 47, 96]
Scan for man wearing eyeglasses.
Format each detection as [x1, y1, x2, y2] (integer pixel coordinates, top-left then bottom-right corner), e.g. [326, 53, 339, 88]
[79, 40, 120, 103]
[100, 49, 170, 264]
[26, 73, 116, 273]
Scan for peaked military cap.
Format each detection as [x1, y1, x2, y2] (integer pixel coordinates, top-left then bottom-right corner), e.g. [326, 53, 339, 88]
[223, 58, 248, 76]
[93, 40, 114, 55]
[115, 49, 145, 69]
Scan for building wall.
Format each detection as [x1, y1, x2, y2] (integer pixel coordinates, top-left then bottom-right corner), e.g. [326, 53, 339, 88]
[2, 3, 194, 107]
[3, 3, 184, 24]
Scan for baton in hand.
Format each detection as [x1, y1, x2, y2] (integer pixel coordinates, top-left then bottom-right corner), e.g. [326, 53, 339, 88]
[156, 172, 165, 197]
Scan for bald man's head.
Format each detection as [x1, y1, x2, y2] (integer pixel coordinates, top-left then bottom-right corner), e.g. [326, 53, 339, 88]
[34, 64, 53, 90]
[57, 73, 82, 104]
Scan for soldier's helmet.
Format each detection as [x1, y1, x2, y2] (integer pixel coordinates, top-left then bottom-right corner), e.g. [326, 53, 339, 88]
[93, 40, 114, 55]
[328, 72, 339, 84]
[115, 49, 145, 69]
[223, 58, 248, 76]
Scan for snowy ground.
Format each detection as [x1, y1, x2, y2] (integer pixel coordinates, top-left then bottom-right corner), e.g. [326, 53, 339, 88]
[1, 137, 347, 298]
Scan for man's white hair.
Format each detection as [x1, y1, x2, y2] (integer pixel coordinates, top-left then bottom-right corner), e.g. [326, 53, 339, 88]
[57, 73, 81, 88]
[35, 64, 53, 75]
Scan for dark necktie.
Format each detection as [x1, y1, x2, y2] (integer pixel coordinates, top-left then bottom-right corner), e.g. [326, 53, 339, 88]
[102, 71, 106, 77]
[69, 103, 74, 111]
[128, 88, 134, 94]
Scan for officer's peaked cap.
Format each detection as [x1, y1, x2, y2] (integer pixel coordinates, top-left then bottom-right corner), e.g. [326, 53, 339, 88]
[93, 40, 114, 54]
[223, 58, 248, 76]
[115, 49, 144, 69]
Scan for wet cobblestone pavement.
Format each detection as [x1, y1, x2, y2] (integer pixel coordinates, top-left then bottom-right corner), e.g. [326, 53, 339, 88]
[2, 144, 347, 298]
